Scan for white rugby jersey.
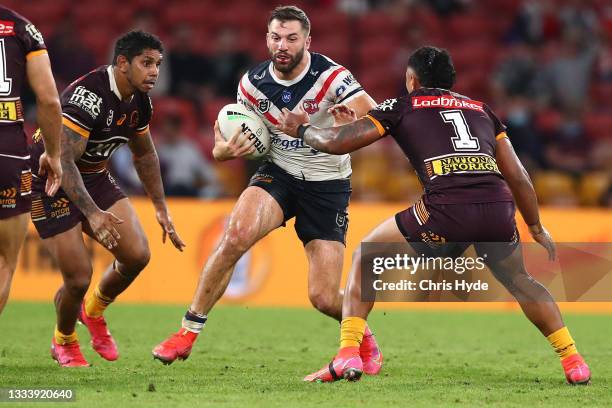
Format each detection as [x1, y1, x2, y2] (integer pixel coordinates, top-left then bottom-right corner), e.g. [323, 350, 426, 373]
[237, 52, 365, 181]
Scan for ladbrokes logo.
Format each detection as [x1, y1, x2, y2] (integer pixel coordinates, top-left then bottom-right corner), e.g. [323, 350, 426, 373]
[50, 198, 70, 219]
[0, 187, 16, 208]
[412, 96, 484, 112]
[425, 153, 499, 179]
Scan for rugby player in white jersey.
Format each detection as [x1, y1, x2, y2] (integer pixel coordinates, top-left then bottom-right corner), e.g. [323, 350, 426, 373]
[153, 6, 383, 375]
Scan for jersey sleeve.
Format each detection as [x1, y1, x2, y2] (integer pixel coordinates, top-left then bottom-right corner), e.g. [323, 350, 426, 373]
[329, 67, 365, 105]
[61, 80, 103, 139]
[236, 73, 256, 111]
[14, 16, 46, 60]
[364, 98, 405, 137]
[484, 104, 508, 141]
[134, 95, 153, 136]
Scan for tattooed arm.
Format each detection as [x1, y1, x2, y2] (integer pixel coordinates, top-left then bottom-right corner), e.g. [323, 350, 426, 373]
[301, 119, 384, 154]
[60, 126, 99, 217]
[60, 126, 123, 249]
[277, 107, 385, 155]
[129, 131, 185, 251]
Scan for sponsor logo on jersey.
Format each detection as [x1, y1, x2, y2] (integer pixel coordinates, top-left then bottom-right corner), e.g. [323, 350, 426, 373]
[412, 96, 484, 112]
[281, 89, 292, 103]
[425, 154, 500, 178]
[50, 198, 70, 219]
[0, 101, 19, 121]
[336, 85, 346, 97]
[116, 114, 126, 125]
[257, 99, 270, 114]
[25, 23, 44, 45]
[0, 21, 15, 36]
[302, 99, 319, 114]
[68, 86, 102, 119]
[342, 74, 357, 87]
[271, 136, 309, 150]
[106, 109, 114, 126]
[376, 99, 397, 112]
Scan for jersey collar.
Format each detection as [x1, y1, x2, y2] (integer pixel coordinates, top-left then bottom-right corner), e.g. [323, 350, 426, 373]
[107, 65, 134, 102]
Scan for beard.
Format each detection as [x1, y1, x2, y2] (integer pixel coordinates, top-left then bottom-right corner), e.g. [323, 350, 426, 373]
[270, 47, 305, 73]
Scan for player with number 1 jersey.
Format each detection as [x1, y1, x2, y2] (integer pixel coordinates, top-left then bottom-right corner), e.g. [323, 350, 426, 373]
[278, 46, 590, 385]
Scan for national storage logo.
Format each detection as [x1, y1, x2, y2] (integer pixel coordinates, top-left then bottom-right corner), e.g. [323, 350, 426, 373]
[425, 153, 500, 179]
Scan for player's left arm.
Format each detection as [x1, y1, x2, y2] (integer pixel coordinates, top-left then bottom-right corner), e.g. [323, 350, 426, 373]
[128, 130, 186, 251]
[278, 107, 384, 154]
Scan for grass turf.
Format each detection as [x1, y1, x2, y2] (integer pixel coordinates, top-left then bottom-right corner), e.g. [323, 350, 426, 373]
[0, 302, 609, 407]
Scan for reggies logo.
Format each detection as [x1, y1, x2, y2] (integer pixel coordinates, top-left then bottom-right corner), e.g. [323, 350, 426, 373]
[68, 86, 103, 119]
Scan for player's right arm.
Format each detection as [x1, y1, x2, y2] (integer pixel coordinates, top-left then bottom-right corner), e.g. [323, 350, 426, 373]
[496, 137, 556, 260]
[24, 34, 62, 196]
[60, 127, 123, 249]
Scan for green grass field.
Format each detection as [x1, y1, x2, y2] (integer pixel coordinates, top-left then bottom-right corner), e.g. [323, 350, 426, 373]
[0, 302, 609, 407]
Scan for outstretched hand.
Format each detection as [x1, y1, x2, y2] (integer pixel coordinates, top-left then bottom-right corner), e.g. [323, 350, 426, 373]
[277, 108, 310, 138]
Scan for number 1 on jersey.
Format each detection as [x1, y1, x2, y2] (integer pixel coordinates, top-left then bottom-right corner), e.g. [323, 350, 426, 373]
[440, 110, 480, 151]
[0, 39, 12, 95]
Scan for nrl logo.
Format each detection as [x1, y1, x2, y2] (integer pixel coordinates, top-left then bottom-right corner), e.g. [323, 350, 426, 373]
[257, 99, 270, 114]
[336, 213, 346, 228]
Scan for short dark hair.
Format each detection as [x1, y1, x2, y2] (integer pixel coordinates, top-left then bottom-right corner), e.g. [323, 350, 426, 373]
[113, 30, 163, 65]
[268, 5, 310, 34]
[407, 46, 456, 90]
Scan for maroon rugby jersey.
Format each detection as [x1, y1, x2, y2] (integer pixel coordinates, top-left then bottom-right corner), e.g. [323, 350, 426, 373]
[366, 88, 513, 204]
[0, 6, 46, 158]
[31, 65, 152, 174]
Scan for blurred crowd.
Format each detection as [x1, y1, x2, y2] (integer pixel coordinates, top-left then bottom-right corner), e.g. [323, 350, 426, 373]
[12, 0, 612, 206]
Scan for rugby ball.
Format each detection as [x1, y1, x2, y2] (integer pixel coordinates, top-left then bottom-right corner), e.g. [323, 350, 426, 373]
[217, 103, 270, 160]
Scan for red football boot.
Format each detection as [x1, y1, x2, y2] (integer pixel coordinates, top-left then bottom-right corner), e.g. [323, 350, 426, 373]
[50, 338, 90, 367]
[304, 347, 363, 382]
[78, 303, 119, 361]
[562, 353, 591, 385]
[360, 326, 383, 375]
[152, 328, 198, 365]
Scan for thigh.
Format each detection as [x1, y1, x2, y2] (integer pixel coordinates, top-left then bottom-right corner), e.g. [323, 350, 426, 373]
[0, 213, 29, 267]
[295, 178, 351, 245]
[42, 223, 92, 280]
[82, 198, 149, 262]
[248, 162, 296, 222]
[225, 185, 285, 245]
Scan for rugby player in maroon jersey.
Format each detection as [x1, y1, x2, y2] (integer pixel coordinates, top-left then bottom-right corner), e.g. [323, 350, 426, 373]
[0, 6, 62, 316]
[278, 46, 590, 385]
[30, 31, 184, 367]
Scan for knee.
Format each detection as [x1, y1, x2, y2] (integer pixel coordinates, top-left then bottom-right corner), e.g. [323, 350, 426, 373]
[221, 226, 256, 255]
[308, 286, 338, 315]
[64, 272, 92, 299]
[120, 244, 151, 275]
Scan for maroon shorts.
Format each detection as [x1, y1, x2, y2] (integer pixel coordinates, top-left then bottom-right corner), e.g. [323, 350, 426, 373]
[31, 171, 126, 239]
[395, 195, 519, 262]
[0, 156, 32, 220]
